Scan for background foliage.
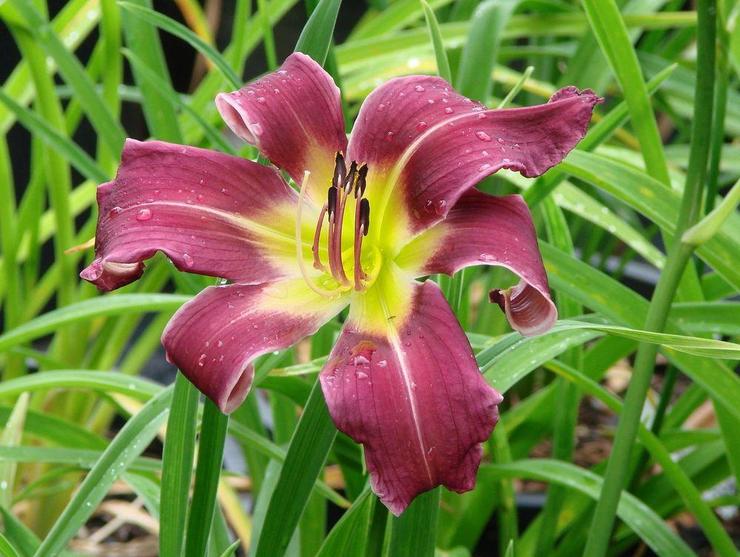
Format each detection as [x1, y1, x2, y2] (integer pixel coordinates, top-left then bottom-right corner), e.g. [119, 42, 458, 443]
[0, 0, 738, 556]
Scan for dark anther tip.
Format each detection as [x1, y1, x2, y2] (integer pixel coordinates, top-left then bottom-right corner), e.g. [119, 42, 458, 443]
[359, 198, 370, 236]
[328, 187, 338, 218]
[355, 164, 368, 198]
[342, 161, 356, 194]
[332, 152, 346, 190]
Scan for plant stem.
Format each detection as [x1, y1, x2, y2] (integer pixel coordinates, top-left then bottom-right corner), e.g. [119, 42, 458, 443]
[583, 2, 716, 555]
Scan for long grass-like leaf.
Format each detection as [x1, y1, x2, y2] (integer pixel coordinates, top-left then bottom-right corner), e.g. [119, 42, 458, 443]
[119, 1, 241, 89]
[34, 387, 173, 556]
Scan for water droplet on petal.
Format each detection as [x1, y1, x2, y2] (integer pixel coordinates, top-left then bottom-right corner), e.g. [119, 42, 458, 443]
[377, 103, 386, 112]
[475, 131, 492, 142]
[377, 360, 387, 368]
[183, 253, 194, 267]
[109, 206, 123, 217]
[136, 208, 152, 221]
[198, 353, 207, 367]
[444, 107, 454, 114]
[477, 113, 487, 120]
[257, 96, 266, 103]
[356, 371, 368, 379]
[385, 131, 394, 142]
[434, 199, 447, 215]
[217, 340, 223, 347]
[479, 253, 495, 262]
[416, 121, 428, 132]
[479, 163, 491, 172]
[414, 85, 425, 92]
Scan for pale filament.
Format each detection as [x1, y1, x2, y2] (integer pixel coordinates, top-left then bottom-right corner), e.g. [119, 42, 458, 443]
[295, 171, 337, 298]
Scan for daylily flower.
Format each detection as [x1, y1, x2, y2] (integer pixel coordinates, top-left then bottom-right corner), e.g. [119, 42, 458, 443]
[81, 53, 600, 514]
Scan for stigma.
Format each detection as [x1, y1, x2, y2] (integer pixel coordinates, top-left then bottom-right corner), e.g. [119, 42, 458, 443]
[312, 152, 371, 291]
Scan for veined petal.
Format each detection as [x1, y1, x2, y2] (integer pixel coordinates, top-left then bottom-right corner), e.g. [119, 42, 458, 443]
[348, 77, 600, 241]
[320, 279, 501, 514]
[81, 139, 306, 291]
[396, 190, 556, 336]
[216, 52, 347, 205]
[163, 279, 348, 413]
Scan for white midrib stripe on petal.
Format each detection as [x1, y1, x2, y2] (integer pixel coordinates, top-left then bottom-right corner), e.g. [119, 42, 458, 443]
[376, 281, 434, 485]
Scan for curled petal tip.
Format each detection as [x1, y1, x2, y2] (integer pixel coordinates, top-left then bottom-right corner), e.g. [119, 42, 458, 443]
[80, 258, 144, 291]
[490, 284, 558, 337]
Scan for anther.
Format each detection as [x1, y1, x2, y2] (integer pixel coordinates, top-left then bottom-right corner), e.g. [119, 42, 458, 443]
[332, 152, 346, 190]
[355, 164, 368, 198]
[327, 188, 337, 221]
[359, 198, 370, 236]
[345, 161, 358, 195]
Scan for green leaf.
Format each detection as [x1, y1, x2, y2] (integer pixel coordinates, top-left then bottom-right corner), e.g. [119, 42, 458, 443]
[120, 0, 182, 141]
[160, 374, 199, 557]
[0, 532, 21, 557]
[560, 151, 740, 292]
[389, 488, 440, 557]
[481, 460, 695, 557]
[0, 394, 29, 508]
[456, 0, 518, 101]
[316, 488, 374, 557]
[0, 446, 160, 473]
[294, 0, 342, 65]
[9, 0, 126, 156]
[683, 177, 740, 246]
[119, 1, 241, 89]
[121, 49, 236, 154]
[185, 399, 229, 557]
[566, 0, 670, 184]
[34, 386, 173, 557]
[0, 90, 108, 183]
[254, 380, 337, 557]
[421, 0, 452, 82]
[218, 541, 241, 557]
[0, 294, 190, 352]
[0, 370, 161, 401]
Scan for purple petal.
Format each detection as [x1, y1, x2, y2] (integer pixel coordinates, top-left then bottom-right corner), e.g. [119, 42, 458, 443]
[320, 280, 501, 514]
[348, 77, 600, 235]
[163, 280, 347, 413]
[80, 139, 303, 291]
[216, 53, 347, 205]
[397, 190, 557, 336]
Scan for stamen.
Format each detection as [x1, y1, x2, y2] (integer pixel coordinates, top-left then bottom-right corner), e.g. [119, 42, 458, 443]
[333, 152, 346, 190]
[359, 198, 370, 236]
[312, 204, 328, 271]
[355, 164, 368, 198]
[353, 198, 371, 290]
[295, 171, 337, 298]
[330, 184, 350, 285]
[345, 161, 358, 195]
[327, 188, 337, 221]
